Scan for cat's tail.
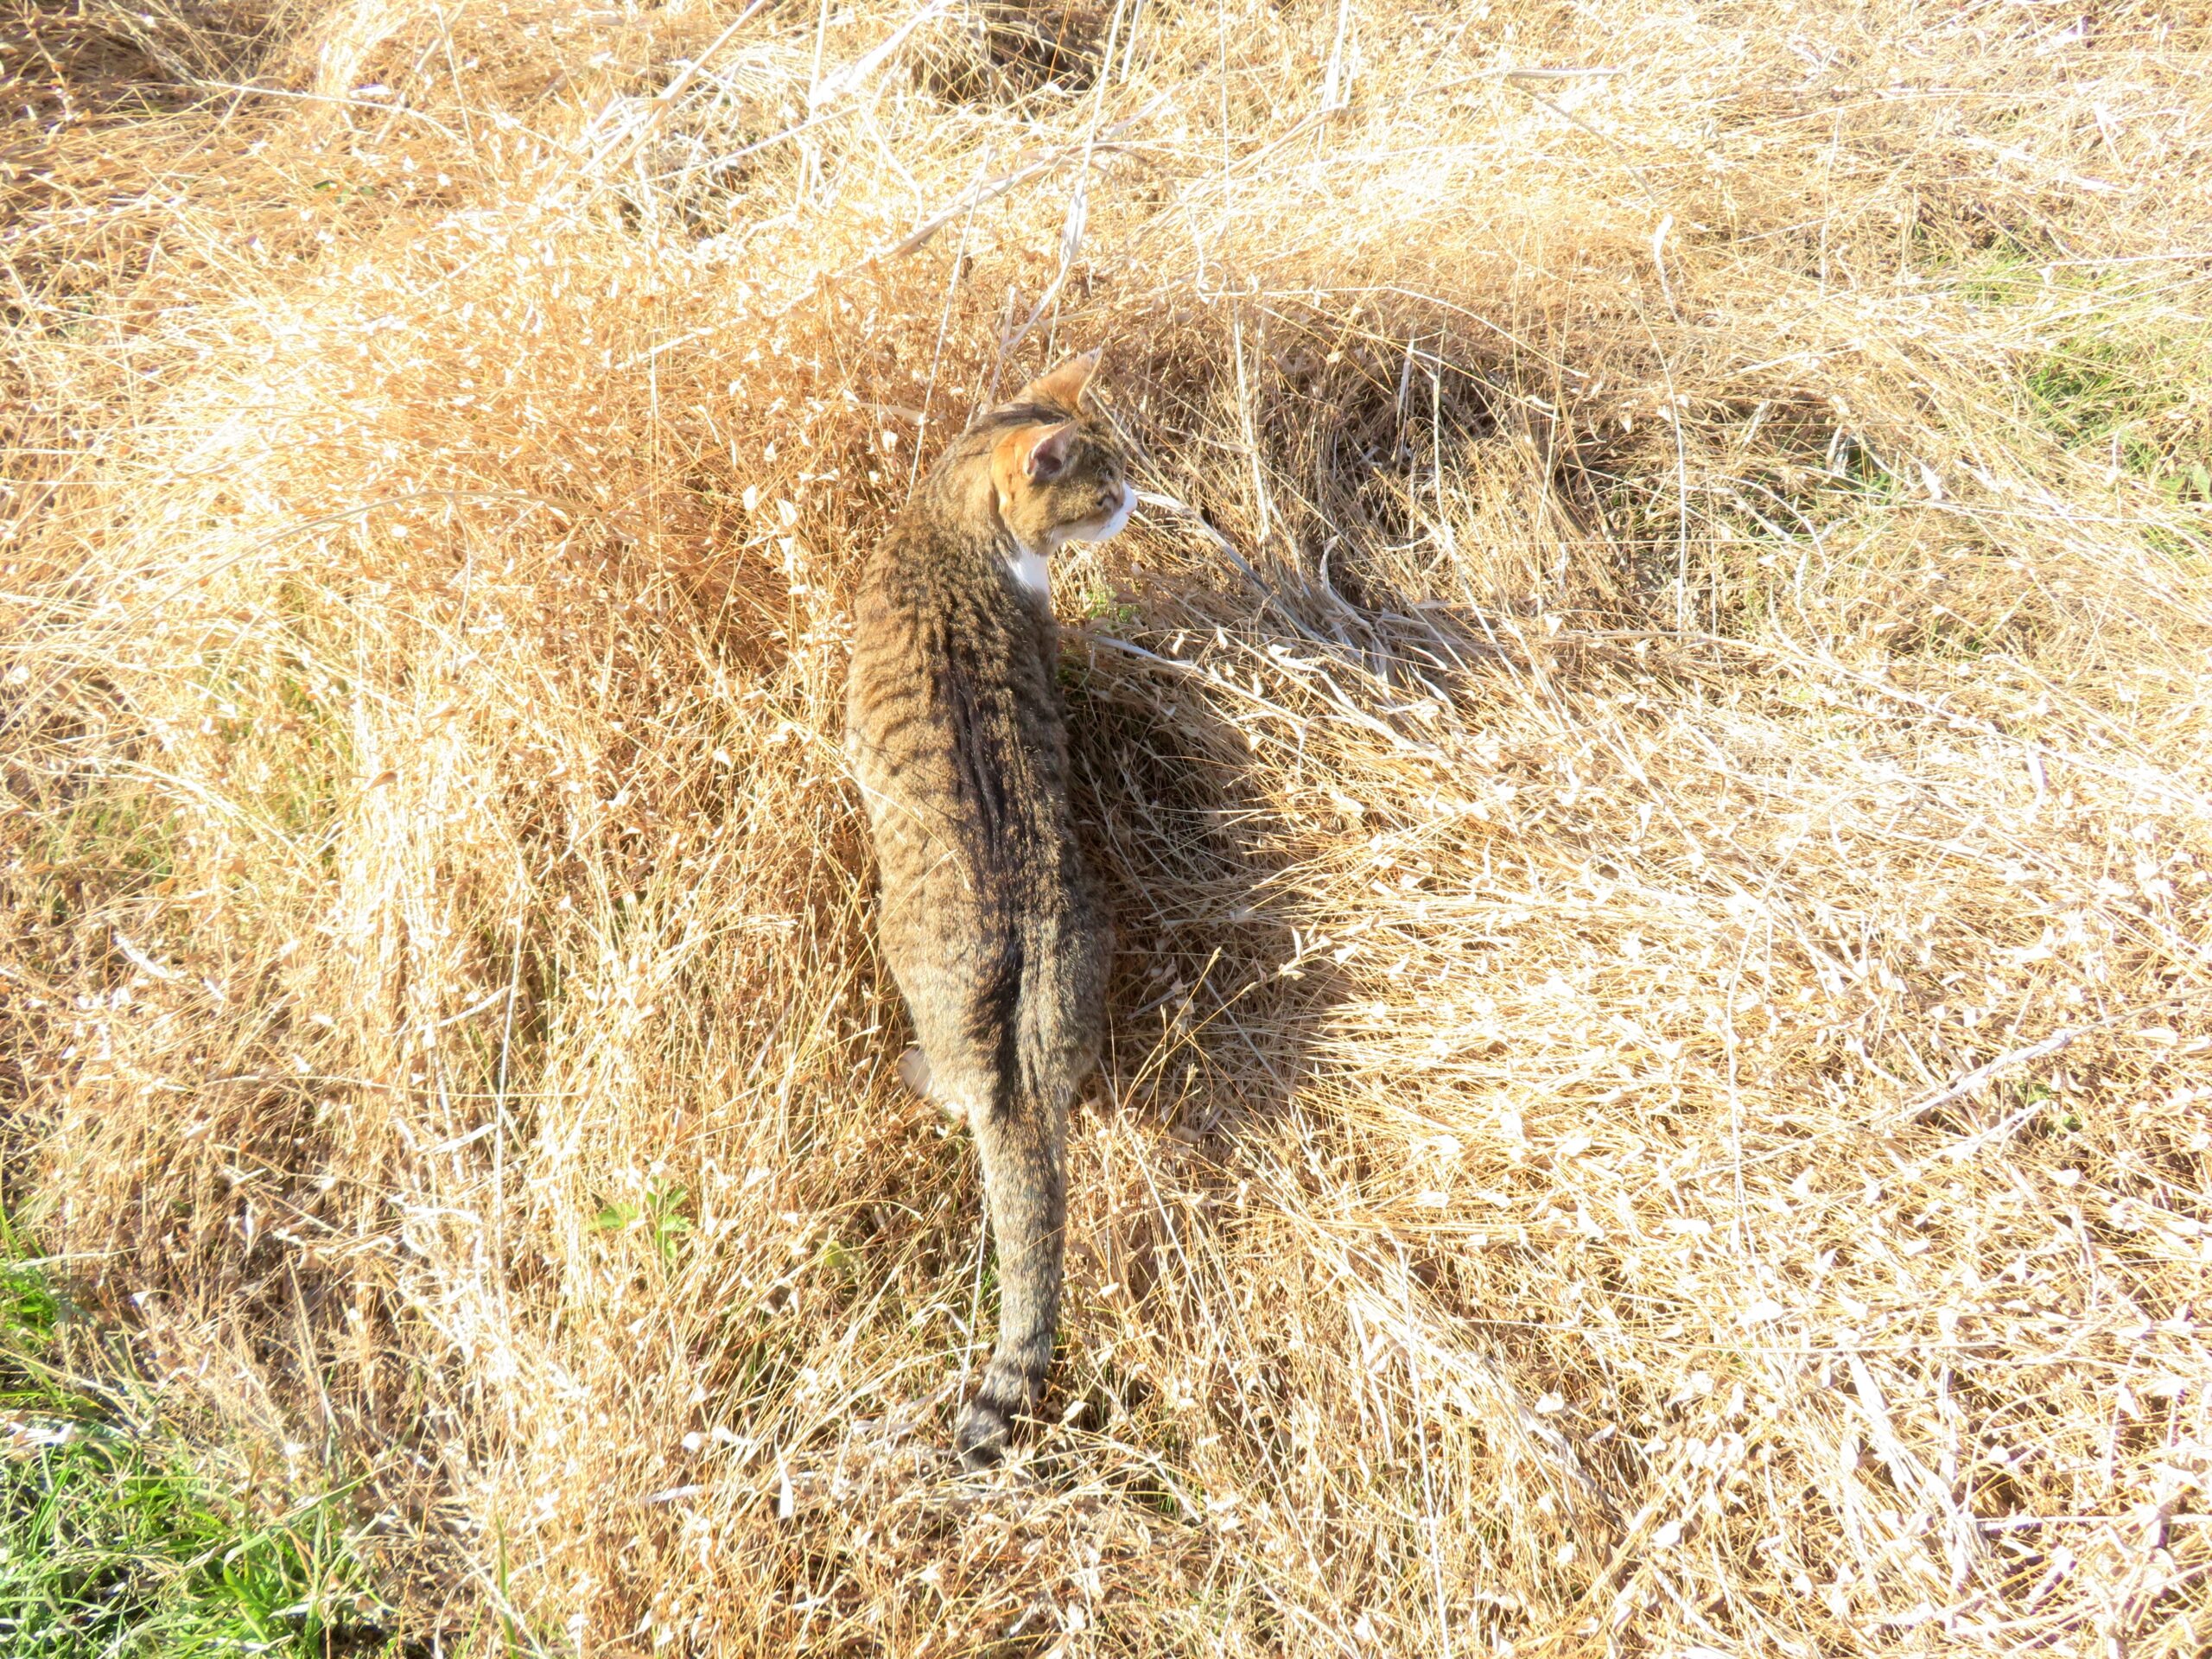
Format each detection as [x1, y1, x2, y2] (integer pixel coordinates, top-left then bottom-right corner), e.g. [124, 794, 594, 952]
[955, 1001, 1067, 1470]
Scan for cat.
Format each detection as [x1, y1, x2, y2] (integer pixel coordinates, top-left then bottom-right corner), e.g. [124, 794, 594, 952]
[845, 350, 1132, 1468]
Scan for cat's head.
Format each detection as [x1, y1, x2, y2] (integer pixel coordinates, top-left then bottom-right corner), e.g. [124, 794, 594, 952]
[985, 352, 1134, 555]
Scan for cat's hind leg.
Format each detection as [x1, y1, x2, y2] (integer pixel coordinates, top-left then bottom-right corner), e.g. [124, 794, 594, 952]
[955, 1076, 1065, 1469]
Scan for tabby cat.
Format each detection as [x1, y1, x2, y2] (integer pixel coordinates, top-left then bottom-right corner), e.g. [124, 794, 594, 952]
[845, 351, 1132, 1467]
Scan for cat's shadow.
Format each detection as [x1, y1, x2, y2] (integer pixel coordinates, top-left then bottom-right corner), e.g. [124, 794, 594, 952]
[1035, 627, 1362, 1438]
[1061, 635, 1344, 1156]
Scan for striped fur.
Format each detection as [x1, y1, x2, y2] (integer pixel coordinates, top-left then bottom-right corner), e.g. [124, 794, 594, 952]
[844, 353, 1128, 1467]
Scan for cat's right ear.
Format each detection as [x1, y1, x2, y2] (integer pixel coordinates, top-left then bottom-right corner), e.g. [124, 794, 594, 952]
[1014, 350, 1102, 411]
[1020, 421, 1077, 482]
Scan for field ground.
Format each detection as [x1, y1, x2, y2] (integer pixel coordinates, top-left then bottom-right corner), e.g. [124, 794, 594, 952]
[0, 1206, 397, 1656]
[3, 1, 2211, 1654]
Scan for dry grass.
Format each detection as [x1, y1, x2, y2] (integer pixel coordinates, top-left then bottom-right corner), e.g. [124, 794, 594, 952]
[5, 0, 2212, 1652]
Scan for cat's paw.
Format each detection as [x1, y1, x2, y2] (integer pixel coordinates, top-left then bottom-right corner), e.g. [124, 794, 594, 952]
[897, 1046, 933, 1096]
[954, 1397, 1014, 1471]
[899, 1046, 969, 1123]
[957, 1365, 1039, 1470]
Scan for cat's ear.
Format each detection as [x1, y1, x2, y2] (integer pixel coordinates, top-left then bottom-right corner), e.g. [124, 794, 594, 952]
[1020, 421, 1078, 482]
[1015, 350, 1102, 411]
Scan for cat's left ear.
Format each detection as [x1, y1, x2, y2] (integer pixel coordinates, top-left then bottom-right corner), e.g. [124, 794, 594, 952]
[1022, 421, 1078, 481]
[1015, 350, 1102, 411]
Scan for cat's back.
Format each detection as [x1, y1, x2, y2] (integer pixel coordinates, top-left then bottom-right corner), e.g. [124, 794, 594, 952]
[847, 440, 1062, 865]
[849, 454, 1039, 729]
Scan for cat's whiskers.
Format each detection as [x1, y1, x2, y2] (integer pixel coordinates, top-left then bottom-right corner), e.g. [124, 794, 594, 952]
[1011, 483, 1133, 597]
[1042, 482, 1136, 555]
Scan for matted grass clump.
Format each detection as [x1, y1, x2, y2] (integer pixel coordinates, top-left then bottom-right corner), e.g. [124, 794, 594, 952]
[3, 1, 2210, 1653]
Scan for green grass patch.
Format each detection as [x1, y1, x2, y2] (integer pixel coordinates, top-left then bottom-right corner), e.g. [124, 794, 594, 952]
[2021, 335, 2191, 473]
[0, 1214, 402, 1657]
[1947, 238, 2045, 308]
[19, 785, 177, 912]
[1924, 242, 2211, 497]
[1083, 575, 1141, 630]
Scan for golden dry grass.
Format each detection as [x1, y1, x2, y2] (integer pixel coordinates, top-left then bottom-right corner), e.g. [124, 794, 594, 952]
[5, 1, 2212, 1653]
